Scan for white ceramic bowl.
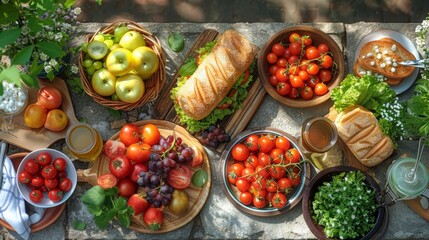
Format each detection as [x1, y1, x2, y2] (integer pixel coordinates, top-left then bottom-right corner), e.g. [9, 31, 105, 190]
[16, 148, 77, 208]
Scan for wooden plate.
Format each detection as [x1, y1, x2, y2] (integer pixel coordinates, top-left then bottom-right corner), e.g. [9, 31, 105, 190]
[76, 119, 211, 233]
[0, 152, 66, 232]
[0, 78, 79, 151]
[152, 29, 266, 151]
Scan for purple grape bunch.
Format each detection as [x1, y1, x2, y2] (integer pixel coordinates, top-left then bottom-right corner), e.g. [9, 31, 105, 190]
[198, 125, 231, 148]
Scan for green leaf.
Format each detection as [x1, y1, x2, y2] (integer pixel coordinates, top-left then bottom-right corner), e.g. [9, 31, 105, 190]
[0, 28, 22, 48]
[113, 197, 128, 210]
[192, 169, 208, 187]
[35, 41, 65, 58]
[0, 66, 21, 86]
[178, 58, 197, 77]
[0, 3, 19, 25]
[94, 208, 117, 230]
[95, 0, 103, 6]
[86, 204, 103, 216]
[168, 32, 185, 52]
[64, 0, 77, 8]
[20, 73, 39, 88]
[81, 185, 105, 207]
[117, 209, 131, 228]
[72, 220, 86, 230]
[12, 45, 34, 66]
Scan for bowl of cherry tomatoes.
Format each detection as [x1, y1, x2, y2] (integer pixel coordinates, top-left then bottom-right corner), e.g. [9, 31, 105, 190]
[16, 148, 77, 208]
[258, 26, 345, 107]
[220, 127, 310, 216]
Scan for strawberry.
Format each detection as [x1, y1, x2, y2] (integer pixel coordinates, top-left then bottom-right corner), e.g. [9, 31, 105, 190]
[143, 207, 163, 230]
[127, 193, 148, 215]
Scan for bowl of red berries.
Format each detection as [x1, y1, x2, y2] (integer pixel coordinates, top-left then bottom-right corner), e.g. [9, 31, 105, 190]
[257, 25, 345, 107]
[220, 127, 310, 216]
[16, 148, 77, 208]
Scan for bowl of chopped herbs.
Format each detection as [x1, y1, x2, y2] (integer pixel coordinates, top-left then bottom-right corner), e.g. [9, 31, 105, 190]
[302, 166, 387, 240]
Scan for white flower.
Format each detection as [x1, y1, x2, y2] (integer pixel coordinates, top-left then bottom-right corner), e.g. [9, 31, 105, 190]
[73, 7, 82, 15]
[40, 53, 48, 61]
[44, 65, 53, 73]
[71, 65, 79, 74]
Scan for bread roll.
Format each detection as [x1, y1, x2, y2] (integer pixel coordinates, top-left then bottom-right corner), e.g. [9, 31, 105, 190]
[175, 30, 258, 120]
[334, 105, 394, 167]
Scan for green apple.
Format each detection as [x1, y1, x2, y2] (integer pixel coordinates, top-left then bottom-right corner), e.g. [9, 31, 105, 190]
[87, 41, 109, 60]
[132, 46, 159, 79]
[119, 31, 146, 51]
[110, 43, 122, 50]
[114, 26, 130, 43]
[91, 68, 117, 96]
[115, 73, 145, 103]
[106, 48, 134, 76]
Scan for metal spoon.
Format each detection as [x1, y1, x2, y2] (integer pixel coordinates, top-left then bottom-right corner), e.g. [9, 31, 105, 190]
[0, 141, 9, 189]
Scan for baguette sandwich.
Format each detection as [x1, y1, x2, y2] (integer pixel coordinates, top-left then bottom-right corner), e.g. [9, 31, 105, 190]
[328, 105, 394, 167]
[171, 30, 258, 133]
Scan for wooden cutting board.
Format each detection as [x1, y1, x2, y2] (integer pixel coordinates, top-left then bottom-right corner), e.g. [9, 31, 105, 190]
[76, 119, 211, 233]
[152, 29, 266, 150]
[0, 78, 79, 151]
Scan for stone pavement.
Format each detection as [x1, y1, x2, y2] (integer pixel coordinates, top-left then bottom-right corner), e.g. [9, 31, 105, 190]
[2, 21, 429, 239]
[76, 0, 429, 24]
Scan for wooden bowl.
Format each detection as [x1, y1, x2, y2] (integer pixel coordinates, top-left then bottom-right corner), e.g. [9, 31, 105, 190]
[302, 166, 387, 240]
[257, 26, 345, 107]
[78, 20, 166, 111]
[220, 127, 311, 216]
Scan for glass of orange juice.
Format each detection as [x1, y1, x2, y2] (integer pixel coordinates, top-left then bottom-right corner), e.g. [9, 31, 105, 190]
[65, 123, 103, 162]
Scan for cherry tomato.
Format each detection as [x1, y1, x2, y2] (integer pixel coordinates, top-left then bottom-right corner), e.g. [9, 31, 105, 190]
[306, 62, 320, 75]
[119, 123, 141, 147]
[48, 189, 63, 202]
[269, 165, 286, 179]
[269, 75, 279, 87]
[277, 177, 293, 192]
[103, 139, 126, 159]
[239, 191, 253, 205]
[36, 152, 52, 167]
[29, 189, 43, 203]
[130, 163, 148, 182]
[126, 142, 151, 163]
[275, 67, 288, 82]
[305, 46, 320, 60]
[45, 178, 58, 189]
[287, 55, 299, 64]
[58, 171, 67, 178]
[24, 159, 39, 175]
[271, 192, 287, 208]
[282, 48, 291, 59]
[288, 172, 302, 186]
[276, 57, 288, 68]
[258, 151, 271, 167]
[288, 87, 300, 99]
[317, 43, 330, 54]
[241, 167, 255, 182]
[53, 158, 67, 172]
[97, 173, 117, 189]
[236, 178, 250, 192]
[301, 36, 312, 46]
[251, 177, 267, 191]
[319, 69, 333, 82]
[257, 136, 274, 153]
[299, 59, 311, 71]
[276, 82, 291, 96]
[314, 82, 328, 96]
[117, 178, 137, 198]
[59, 177, 73, 192]
[245, 155, 259, 169]
[272, 43, 286, 56]
[253, 196, 267, 209]
[41, 165, 57, 180]
[168, 165, 191, 189]
[231, 143, 250, 161]
[288, 65, 299, 75]
[298, 70, 309, 81]
[266, 52, 278, 64]
[275, 136, 290, 152]
[141, 123, 161, 146]
[289, 33, 301, 43]
[266, 180, 278, 193]
[18, 170, 32, 184]
[269, 148, 284, 164]
[307, 75, 321, 88]
[319, 55, 333, 69]
[286, 148, 301, 163]
[109, 155, 132, 179]
[288, 42, 302, 56]
[290, 75, 304, 88]
[269, 64, 280, 75]
[245, 134, 259, 152]
[300, 85, 314, 100]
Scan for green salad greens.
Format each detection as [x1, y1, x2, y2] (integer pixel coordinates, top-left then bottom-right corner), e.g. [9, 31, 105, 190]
[171, 40, 255, 133]
[312, 171, 378, 239]
[402, 79, 429, 141]
[331, 74, 404, 143]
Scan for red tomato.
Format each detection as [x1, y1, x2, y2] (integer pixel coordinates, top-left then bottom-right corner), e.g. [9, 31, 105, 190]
[231, 143, 250, 161]
[287, 55, 299, 64]
[269, 148, 284, 164]
[277, 177, 293, 192]
[276, 58, 288, 68]
[258, 136, 274, 153]
[306, 63, 320, 75]
[314, 82, 328, 96]
[288, 172, 302, 186]
[228, 162, 244, 184]
[103, 140, 126, 161]
[298, 70, 309, 81]
[24, 159, 39, 175]
[257, 152, 271, 166]
[241, 167, 255, 182]
[269, 165, 286, 179]
[119, 123, 141, 147]
[141, 124, 161, 146]
[319, 55, 333, 69]
[319, 69, 333, 82]
[245, 155, 258, 169]
[288, 42, 302, 56]
[300, 85, 314, 100]
[109, 155, 132, 179]
[128, 193, 149, 215]
[97, 173, 117, 189]
[288, 87, 300, 99]
[130, 163, 148, 182]
[35, 152, 52, 167]
[290, 75, 304, 88]
[307, 75, 321, 88]
[236, 178, 250, 192]
[286, 148, 301, 163]
[288, 65, 299, 75]
[275, 136, 290, 152]
[58, 171, 67, 178]
[317, 43, 330, 54]
[272, 43, 286, 56]
[276, 82, 291, 96]
[18, 170, 32, 184]
[29, 189, 43, 203]
[289, 33, 301, 43]
[59, 177, 73, 192]
[255, 165, 270, 179]
[48, 189, 63, 202]
[31, 176, 44, 188]
[275, 67, 288, 82]
[301, 36, 313, 46]
[126, 142, 151, 163]
[251, 177, 267, 191]
[167, 165, 191, 189]
[253, 196, 267, 208]
[41, 165, 57, 180]
[266, 52, 278, 64]
[268, 75, 278, 87]
[53, 158, 67, 172]
[266, 180, 278, 193]
[269, 64, 280, 76]
[117, 178, 137, 198]
[271, 192, 287, 208]
[305, 46, 320, 60]
[45, 178, 58, 189]
[239, 191, 253, 205]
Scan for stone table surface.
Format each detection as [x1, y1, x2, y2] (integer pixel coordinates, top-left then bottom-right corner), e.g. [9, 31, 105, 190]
[2, 22, 429, 239]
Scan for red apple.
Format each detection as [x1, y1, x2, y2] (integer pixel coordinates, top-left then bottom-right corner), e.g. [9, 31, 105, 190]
[37, 87, 63, 110]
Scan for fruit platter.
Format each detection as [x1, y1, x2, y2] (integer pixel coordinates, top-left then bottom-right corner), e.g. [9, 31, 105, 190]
[76, 120, 211, 233]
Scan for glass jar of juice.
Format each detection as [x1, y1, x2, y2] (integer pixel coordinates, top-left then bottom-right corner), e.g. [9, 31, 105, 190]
[65, 123, 103, 162]
[301, 117, 338, 153]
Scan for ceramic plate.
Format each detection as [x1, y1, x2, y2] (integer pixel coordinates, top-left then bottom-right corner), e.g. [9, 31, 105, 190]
[354, 29, 420, 94]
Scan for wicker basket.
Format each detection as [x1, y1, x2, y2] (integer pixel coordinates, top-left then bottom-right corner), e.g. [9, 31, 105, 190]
[78, 20, 166, 111]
